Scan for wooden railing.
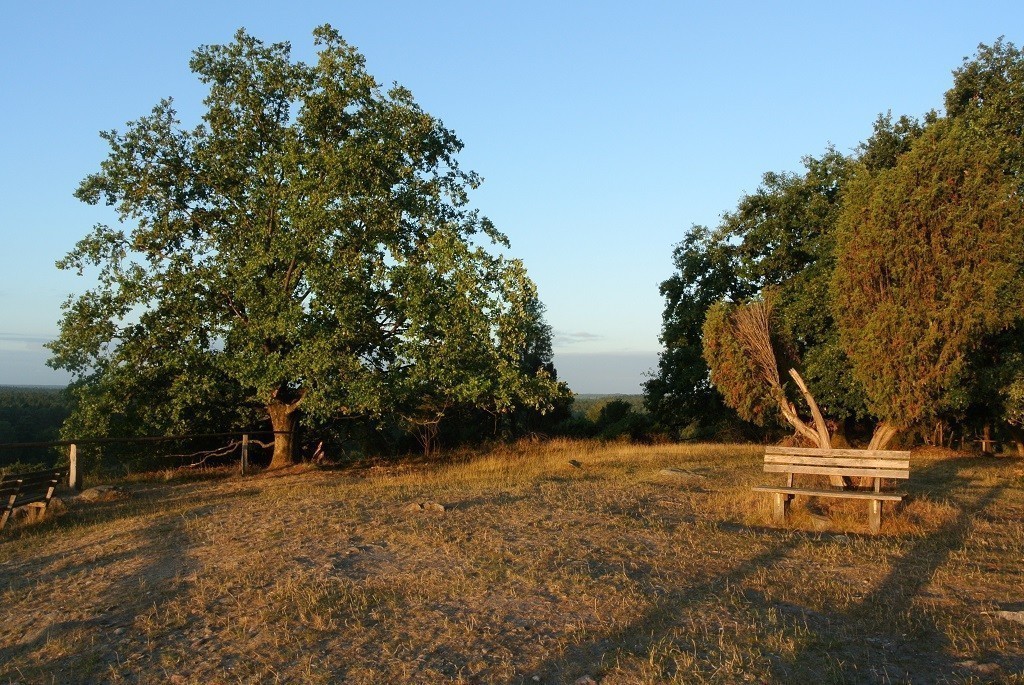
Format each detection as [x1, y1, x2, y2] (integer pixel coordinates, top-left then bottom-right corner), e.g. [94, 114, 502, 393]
[0, 431, 292, 490]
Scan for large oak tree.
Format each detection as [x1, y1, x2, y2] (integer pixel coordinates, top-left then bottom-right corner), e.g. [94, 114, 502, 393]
[48, 26, 562, 467]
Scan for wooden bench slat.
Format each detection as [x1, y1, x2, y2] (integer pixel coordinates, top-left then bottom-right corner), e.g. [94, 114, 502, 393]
[0, 466, 65, 483]
[765, 446, 910, 459]
[765, 454, 910, 470]
[0, 469, 68, 532]
[752, 486, 904, 501]
[764, 464, 910, 479]
[9, 493, 52, 506]
[5, 471, 64, 486]
[755, 447, 911, 534]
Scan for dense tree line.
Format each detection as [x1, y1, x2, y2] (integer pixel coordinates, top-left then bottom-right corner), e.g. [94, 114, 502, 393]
[0, 388, 70, 444]
[0, 387, 70, 468]
[646, 39, 1024, 452]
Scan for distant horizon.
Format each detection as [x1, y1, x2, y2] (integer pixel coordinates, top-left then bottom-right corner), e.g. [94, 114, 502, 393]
[0, 350, 657, 395]
[0, 385, 649, 397]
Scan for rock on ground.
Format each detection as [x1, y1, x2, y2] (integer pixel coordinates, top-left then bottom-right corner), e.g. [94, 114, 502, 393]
[78, 484, 129, 502]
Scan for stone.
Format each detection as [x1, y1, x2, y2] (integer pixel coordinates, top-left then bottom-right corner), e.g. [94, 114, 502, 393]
[569, 459, 583, 469]
[659, 467, 709, 489]
[10, 503, 42, 523]
[809, 514, 830, 532]
[78, 485, 128, 502]
[574, 677, 597, 685]
[403, 501, 445, 513]
[994, 610, 1024, 624]
[659, 467, 707, 480]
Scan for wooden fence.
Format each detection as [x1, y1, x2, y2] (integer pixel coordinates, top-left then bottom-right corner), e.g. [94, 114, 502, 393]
[0, 431, 291, 491]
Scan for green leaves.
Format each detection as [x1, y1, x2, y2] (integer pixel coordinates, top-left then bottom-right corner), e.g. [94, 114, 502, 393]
[834, 118, 1024, 428]
[49, 25, 560, 460]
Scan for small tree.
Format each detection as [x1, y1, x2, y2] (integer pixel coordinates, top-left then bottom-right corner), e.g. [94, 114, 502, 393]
[703, 298, 833, 448]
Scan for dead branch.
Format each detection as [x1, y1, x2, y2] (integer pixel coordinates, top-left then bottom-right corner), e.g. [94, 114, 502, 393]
[732, 300, 825, 448]
[157, 440, 242, 468]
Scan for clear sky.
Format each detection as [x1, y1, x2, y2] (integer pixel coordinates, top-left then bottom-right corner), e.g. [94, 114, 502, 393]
[2, 1, 1022, 392]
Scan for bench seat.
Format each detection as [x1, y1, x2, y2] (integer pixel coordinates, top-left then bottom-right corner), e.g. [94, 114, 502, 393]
[752, 486, 904, 501]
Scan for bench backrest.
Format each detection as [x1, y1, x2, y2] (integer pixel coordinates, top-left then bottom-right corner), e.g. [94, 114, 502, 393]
[764, 446, 911, 480]
[1, 469, 67, 507]
[1, 469, 67, 530]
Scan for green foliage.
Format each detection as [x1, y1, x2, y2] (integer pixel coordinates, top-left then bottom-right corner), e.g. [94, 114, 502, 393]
[857, 111, 928, 173]
[736, 150, 866, 423]
[945, 38, 1024, 178]
[648, 149, 866, 437]
[834, 118, 1024, 428]
[643, 226, 740, 437]
[653, 40, 1024, 445]
[701, 302, 770, 426]
[0, 388, 70, 443]
[547, 395, 652, 442]
[593, 399, 652, 441]
[49, 26, 563, 463]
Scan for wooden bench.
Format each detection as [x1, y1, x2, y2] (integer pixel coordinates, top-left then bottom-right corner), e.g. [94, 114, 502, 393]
[1, 468, 68, 531]
[752, 446, 911, 534]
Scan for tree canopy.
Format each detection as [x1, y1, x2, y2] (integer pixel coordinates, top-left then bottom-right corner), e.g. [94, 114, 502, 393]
[649, 38, 1024, 450]
[834, 119, 1024, 430]
[49, 26, 564, 466]
[645, 148, 865, 439]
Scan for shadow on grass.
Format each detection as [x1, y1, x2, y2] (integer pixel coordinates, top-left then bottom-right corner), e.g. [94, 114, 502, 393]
[0, 476, 272, 682]
[0, 504, 216, 682]
[523, 531, 805, 683]
[526, 456, 1019, 684]
[759, 457, 1012, 683]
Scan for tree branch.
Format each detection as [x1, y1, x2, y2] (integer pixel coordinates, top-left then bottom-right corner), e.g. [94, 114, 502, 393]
[788, 368, 831, 448]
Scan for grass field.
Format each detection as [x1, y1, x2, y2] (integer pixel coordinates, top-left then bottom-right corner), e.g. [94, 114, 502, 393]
[1, 440, 1023, 684]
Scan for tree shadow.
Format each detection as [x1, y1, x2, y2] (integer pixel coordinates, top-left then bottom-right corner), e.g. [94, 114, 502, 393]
[522, 456, 1020, 684]
[0, 503, 216, 682]
[761, 457, 1018, 683]
[522, 531, 805, 683]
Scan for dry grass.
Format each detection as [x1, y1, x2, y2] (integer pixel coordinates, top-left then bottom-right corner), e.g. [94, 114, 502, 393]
[1, 440, 1023, 684]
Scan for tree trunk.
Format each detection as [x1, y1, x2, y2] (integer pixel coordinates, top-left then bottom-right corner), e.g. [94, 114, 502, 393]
[981, 424, 995, 455]
[782, 368, 845, 487]
[416, 423, 439, 458]
[1007, 424, 1024, 457]
[787, 369, 831, 449]
[267, 392, 302, 469]
[867, 421, 899, 451]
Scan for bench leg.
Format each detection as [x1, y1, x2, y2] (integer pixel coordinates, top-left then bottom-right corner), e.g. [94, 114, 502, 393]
[868, 500, 882, 535]
[772, 492, 791, 525]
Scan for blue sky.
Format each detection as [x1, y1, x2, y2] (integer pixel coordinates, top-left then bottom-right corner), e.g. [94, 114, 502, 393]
[2, 1, 1022, 392]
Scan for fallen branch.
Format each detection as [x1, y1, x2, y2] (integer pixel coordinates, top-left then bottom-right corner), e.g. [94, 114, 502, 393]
[158, 441, 242, 468]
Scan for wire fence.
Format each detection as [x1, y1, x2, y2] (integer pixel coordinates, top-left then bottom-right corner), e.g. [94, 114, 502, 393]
[0, 431, 294, 489]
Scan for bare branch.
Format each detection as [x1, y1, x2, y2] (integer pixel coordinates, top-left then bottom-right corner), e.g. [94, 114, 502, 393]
[788, 368, 831, 448]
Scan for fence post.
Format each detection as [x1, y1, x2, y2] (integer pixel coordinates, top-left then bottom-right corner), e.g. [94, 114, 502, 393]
[241, 434, 249, 475]
[69, 443, 83, 491]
